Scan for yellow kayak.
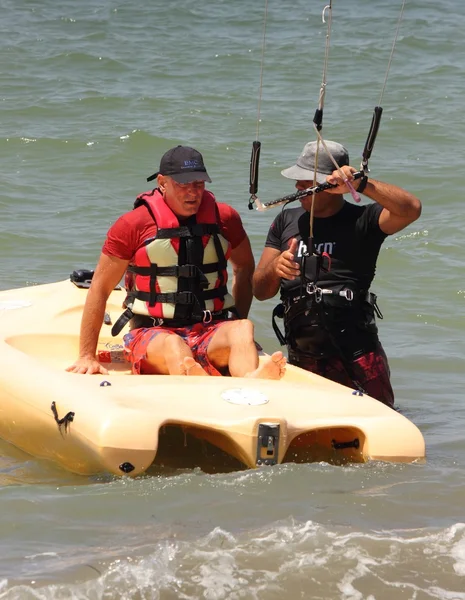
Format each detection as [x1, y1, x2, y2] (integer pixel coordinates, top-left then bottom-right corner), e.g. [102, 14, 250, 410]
[0, 277, 425, 476]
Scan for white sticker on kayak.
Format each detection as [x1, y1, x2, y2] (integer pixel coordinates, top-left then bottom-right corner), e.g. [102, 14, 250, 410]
[0, 300, 32, 310]
[222, 388, 269, 406]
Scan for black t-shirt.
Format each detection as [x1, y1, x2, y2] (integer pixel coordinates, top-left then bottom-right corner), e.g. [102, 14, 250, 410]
[265, 201, 387, 291]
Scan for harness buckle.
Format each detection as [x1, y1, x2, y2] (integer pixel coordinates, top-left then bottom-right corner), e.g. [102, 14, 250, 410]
[203, 310, 213, 324]
[306, 283, 315, 295]
[369, 292, 384, 319]
[306, 283, 323, 303]
[340, 289, 354, 301]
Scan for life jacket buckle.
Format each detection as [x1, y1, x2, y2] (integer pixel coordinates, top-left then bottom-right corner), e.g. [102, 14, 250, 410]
[203, 310, 213, 324]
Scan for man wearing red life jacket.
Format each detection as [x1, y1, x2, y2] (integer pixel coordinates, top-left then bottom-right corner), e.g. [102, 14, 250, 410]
[68, 145, 286, 378]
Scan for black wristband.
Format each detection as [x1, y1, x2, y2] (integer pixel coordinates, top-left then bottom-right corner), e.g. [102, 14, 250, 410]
[357, 175, 368, 194]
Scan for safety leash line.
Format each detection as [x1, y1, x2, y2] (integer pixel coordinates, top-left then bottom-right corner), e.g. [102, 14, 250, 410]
[248, 0, 407, 212]
[248, 0, 269, 210]
[307, 1, 333, 241]
[361, 0, 406, 174]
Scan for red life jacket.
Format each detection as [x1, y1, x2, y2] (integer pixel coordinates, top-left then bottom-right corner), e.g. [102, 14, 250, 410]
[112, 189, 235, 335]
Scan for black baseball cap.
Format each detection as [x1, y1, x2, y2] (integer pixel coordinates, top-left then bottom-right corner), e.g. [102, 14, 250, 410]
[147, 145, 212, 184]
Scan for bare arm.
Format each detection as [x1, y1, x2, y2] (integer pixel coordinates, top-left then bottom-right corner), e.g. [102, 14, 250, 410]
[229, 236, 255, 318]
[67, 253, 129, 374]
[253, 239, 300, 301]
[327, 165, 422, 235]
[363, 178, 422, 235]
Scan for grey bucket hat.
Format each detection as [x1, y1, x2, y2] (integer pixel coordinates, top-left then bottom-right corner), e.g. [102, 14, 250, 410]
[281, 140, 350, 183]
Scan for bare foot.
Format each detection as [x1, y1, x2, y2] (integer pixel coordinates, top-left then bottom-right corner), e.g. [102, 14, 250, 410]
[245, 351, 287, 380]
[180, 356, 209, 376]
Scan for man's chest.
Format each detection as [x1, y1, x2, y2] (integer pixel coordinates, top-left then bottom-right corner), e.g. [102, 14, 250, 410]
[284, 221, 359, 261]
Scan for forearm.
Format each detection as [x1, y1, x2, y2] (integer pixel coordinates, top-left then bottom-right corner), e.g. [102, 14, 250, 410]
[232, 268, 253, 318]
[78, 286, 107, 359]
[363, 178, 422, 218]
[252, 258, 281, 301]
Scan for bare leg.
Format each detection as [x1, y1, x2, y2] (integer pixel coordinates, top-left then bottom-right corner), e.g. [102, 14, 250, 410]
[144, 332, 193, 375]
[207, 320, 258, 376]
[180, 356, 209, 376]
[207, 320, 286, 379]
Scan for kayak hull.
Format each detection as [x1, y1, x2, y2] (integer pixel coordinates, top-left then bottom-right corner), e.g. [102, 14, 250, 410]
[0, 280, 426, 476]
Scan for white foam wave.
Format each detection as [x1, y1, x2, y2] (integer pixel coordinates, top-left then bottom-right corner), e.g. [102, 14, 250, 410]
[1, 522, 465, 599]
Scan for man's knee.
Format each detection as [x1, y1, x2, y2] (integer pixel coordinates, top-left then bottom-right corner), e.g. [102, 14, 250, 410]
[208, 320, 255, 360]
[146, 332, 186, 359]
[162, 333, 188, 353]
[229, 319, 255, 343]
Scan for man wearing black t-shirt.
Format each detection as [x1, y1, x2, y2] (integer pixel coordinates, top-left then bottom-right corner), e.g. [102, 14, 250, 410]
[253, 140, 422, 407]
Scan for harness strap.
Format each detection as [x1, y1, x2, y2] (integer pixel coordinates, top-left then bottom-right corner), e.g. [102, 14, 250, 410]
[305, 284, 355, 303]
[312, 300, 368, 395]
[286, 287, 378, 313]
[272, 289, 382, 357]
[272, 303, 287, 346]
[371, 293, 383, 319]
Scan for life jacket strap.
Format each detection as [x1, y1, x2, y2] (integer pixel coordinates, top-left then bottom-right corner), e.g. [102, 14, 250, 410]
[129, 263, 218, 277]
[155, 223, 220, 239]
[111, 307, 134, 337]
[212, 233, 228, 285]
[119, 307, 237, 331]
[157, 308, 233, 328]
[135, 285, 228, 307]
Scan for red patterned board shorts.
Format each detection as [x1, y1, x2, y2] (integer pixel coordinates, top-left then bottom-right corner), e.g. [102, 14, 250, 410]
[288, 343, 394, 408]
[123, 321, 232, 376]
